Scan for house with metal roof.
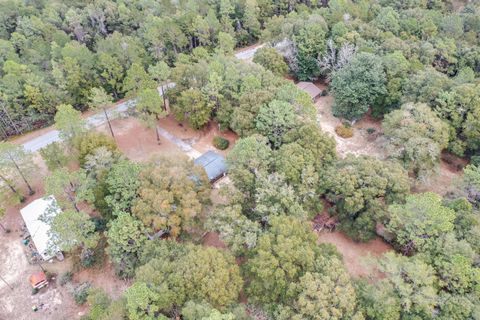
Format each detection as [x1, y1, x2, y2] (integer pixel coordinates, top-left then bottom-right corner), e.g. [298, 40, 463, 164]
[194, 151, 227, 182]
[20, 196, 61, 261]
[296, 81, 322, 102]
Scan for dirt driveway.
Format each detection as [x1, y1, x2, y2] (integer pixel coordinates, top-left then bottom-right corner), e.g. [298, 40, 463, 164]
[96, 115, 237, 163]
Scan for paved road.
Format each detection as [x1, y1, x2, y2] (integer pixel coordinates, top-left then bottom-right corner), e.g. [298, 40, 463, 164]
[22, 84, 173, 152]
[21, 45, 262, 153]
[234, 44, 264, 60]
[22, 101, 134, 152]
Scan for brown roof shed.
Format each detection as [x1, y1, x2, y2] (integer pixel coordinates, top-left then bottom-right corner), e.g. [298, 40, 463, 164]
[30, 271, 48, 289]
[296, 82, 322, 102]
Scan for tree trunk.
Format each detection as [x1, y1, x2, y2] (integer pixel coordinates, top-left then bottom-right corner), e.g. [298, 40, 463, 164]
[145, 229, 167, 240]
[0, 172, 24, 201]
[160, 84, 166, 111]
[10, 157, 34, 195]
[155, 126, 161, 145]
[68, 182, 80, 212]
[24, 117, 32, 131]
[0, 120, 8, 139]
[55, 157, 63, 169]
[1, 103, 20, 135]
[103, 107, 115, 139]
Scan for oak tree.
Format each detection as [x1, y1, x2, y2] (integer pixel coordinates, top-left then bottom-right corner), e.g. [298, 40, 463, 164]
[330, 53, 387, 121]
[325, 156, 410, 241]
[132, 156, 210, 238]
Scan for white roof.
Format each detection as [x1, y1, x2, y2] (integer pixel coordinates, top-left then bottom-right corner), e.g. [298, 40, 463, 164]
[20, 196, 61, 261]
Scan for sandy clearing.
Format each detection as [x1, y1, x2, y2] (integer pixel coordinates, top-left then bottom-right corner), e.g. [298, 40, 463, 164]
[315, 95, 386, 159]
[317, 231, 392, 278]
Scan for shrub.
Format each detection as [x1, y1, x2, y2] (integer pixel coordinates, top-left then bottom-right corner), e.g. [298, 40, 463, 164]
[73, 282, 91, 305]
[213, 136, 230, 150]
[335, 124, 354, 138]
[81, 250, 96, 268]
[59, 271, 73, 286]
[367, 127, 376, 134]
[91, 217, 107, 232]
[86, 288, 111, 319]
[470, 155, 480, 167]
[74, 132, 118, 165]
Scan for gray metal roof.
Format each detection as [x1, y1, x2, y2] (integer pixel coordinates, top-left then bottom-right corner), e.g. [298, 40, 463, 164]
[194, 151, 227, 181]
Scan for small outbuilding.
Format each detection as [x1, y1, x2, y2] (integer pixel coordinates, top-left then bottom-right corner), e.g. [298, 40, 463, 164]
[194, 151, 227, 183]
[296, 81, 322, 102]
[20, 196, 61, 261]
[30, 271, 48, 289]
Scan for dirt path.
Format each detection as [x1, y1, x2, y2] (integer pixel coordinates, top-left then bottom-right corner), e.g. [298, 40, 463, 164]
[158, 116, 238, 156]
[234, 43, 264, 61]
[156, 126, 201, 159]
[317, 231, 392, 278]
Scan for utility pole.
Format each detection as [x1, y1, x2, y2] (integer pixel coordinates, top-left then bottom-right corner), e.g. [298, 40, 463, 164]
[103, 107, 115, 140]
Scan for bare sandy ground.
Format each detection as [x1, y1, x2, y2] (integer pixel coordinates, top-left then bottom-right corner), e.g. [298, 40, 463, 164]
[317, 231, 392, 278]
[315, 95, 386, 159]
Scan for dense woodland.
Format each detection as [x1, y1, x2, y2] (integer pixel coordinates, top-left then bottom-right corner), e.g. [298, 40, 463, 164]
[1, 0, 480, 319]
[0, 0, 314, 136]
